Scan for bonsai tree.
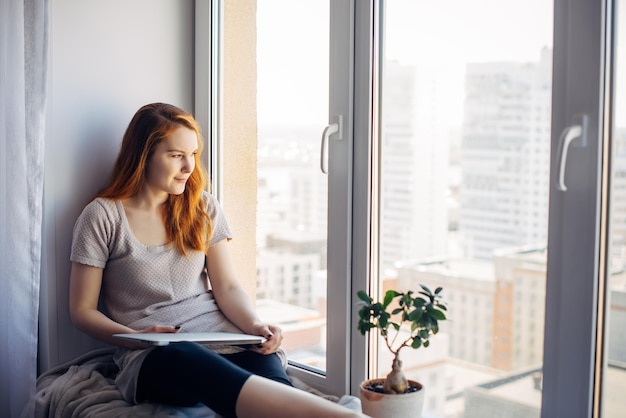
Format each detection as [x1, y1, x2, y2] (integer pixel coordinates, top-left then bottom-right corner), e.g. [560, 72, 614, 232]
[357, 284, 447, 394]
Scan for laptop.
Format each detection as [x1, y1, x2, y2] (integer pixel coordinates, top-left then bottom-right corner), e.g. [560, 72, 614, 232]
[112, 331, 267, 347]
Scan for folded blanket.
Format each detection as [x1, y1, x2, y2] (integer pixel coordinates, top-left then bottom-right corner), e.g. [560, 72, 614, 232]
[22, 347, 217, 418]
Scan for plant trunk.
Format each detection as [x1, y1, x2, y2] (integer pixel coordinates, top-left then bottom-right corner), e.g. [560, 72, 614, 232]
[382, 352, 408, 394]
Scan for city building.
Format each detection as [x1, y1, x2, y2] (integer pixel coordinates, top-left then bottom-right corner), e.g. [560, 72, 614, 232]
[256, 247, 321, 309]
[463, 364, 626, 418]
[396, 245, 546, 372]
[380, 61, 450, 273]
[396, 257, 497, 368]
[459, 48, 552, 260]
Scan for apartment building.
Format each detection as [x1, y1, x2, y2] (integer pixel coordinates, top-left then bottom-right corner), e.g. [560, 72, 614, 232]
[459, 49, 552, 260]
[396, 246, 546, 372]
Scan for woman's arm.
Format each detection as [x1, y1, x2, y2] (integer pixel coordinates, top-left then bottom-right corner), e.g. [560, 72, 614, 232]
[69, 262, 178, 348]
[206, 240, 283, 354]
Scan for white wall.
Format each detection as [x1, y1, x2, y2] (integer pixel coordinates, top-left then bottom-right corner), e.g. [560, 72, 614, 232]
[40, 0, 195, 371]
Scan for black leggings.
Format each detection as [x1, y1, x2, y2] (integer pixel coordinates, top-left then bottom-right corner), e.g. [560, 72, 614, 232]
[136, 342, 292, 418]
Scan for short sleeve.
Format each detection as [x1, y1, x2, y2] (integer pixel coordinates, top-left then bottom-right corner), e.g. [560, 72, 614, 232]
[70, 199, 112, 268]
[204, 192, 233, 247]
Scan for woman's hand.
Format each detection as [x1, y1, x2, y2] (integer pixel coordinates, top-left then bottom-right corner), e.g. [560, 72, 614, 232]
[120, 325, 181, 349]
[135, 325, 181, 334]
[249, 323, 283, 355]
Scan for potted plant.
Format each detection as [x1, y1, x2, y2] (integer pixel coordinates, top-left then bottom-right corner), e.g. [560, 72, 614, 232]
[356, 284, 447, 418]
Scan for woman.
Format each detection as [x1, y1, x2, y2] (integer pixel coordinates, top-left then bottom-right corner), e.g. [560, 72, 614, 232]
[69, 103, 365, 418]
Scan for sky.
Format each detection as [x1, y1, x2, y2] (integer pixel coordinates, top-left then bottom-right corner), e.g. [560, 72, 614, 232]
[383, 0, 553, 65]
[256, 0, 554, 127]
[256, 1, 329, 125]
[255, 0, 626, 130]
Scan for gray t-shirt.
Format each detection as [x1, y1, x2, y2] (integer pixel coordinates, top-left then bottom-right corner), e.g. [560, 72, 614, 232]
[70, 191, 242, 402]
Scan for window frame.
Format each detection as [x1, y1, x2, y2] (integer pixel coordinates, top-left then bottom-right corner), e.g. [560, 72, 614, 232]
[195, 0, 223, 198]
[282, 0, 358, 396]
[543, 0, 614, 417]
[199, 0, 370, 396]
[201, 0, 617, 411]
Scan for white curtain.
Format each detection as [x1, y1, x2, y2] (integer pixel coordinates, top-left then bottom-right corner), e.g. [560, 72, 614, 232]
[0, 0, 48, 417]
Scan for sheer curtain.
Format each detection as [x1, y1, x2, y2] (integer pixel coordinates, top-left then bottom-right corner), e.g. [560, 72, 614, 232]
[0, 0, 48, 417]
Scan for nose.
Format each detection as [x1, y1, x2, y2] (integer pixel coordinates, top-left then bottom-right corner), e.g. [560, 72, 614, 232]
[182, 156, 195, 173]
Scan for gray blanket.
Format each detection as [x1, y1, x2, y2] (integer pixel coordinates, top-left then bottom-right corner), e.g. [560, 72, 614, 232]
[22, 347, 218, 418]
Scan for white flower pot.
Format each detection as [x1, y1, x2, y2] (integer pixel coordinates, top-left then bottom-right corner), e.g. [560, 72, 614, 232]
[359, 378, 425, 418]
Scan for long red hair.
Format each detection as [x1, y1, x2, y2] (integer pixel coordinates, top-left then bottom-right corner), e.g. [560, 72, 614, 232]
[96, 103, 211, 255]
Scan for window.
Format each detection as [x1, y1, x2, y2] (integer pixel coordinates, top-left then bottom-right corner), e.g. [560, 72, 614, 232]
[216, 0, 353, 395]
[212, 0, 624, 415]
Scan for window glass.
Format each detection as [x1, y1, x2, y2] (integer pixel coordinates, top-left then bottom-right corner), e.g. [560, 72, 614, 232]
[378, 1, 552, 416]
[255, 0, 330, 373]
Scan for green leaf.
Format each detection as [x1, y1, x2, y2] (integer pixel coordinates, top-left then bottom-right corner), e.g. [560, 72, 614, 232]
[372, 304, 381, 316]
[422, 316, 433, 328]
[391, 323, 400, 331]
[392, 308, 403, 315]
[418, 291, 432, 300]
[435, 287, 443, 294]
[413, 298, 425, 308]
[401, 294, 412, 307]
[411, 338, 422, 349]
[420, 284, 433, 296]
[357, 322, 373, 335]
[429, 309, 446, 320]
[379, 315, 388, 328]
[383, 290, 399, 307]
[408, 309, 423, 322]
[357, 290, 372, 303]
[358, 307, 369, 320]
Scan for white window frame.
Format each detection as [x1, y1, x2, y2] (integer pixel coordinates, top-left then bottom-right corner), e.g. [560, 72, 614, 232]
[284, 0, 358, 396]
[194, 0, 223, 198]
[197, 0, 369, 396]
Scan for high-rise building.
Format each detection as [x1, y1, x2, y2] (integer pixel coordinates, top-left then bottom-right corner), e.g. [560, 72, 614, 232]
[380, 61, 450, 273]
[459, 48, 552, 260]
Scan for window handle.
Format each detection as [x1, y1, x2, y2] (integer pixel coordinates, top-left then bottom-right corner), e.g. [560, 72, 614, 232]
[556, 114, 588, 191]
[320, 115, 343, 174]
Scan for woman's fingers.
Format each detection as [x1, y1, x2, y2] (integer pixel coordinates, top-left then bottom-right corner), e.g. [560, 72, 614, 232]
[140, 325, 180, 334]
[248, 324, 283, 354]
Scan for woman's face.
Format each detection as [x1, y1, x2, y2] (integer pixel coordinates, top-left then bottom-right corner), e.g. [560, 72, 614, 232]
[145, 126, 198, 197]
